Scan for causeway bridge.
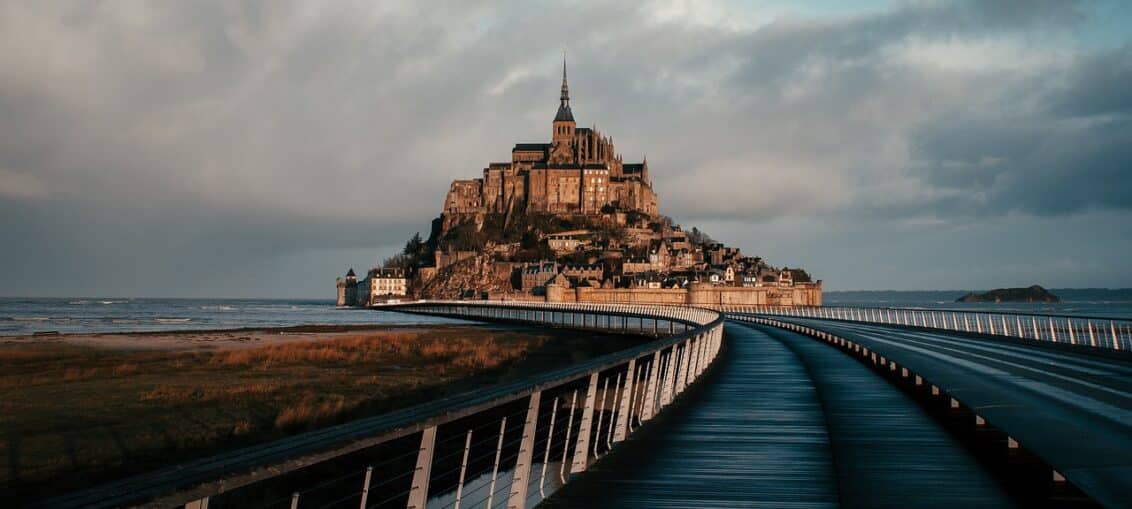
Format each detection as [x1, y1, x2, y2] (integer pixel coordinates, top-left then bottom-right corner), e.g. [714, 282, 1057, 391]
[36, 302, 1132, 508]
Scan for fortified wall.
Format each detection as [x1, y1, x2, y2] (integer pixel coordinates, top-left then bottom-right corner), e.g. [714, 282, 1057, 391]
[548, 282, 823, 307]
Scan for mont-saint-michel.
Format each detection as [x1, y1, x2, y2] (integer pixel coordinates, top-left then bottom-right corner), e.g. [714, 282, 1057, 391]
[336, 61, 822, 308]
[6, 3, 1132, 508]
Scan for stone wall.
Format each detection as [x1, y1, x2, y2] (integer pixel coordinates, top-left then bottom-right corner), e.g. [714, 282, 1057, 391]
[435, 250, 478, 269]
[573, 286, 687, 305]
[556, 282, 823, 307]
[686, 283, 823, 306]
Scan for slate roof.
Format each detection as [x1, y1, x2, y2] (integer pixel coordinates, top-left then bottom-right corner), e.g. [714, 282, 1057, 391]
[555, 104, 575, 122]
[513, 143, 550, 152]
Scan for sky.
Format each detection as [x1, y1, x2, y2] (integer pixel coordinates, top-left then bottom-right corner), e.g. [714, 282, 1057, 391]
[1, 0, 1131, 298]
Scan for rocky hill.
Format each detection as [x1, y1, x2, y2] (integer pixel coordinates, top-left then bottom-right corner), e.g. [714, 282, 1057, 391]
[956, 285, 1060, 303]
[413, 254, 516, 300]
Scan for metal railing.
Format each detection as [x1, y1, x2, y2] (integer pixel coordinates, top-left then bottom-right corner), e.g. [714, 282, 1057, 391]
[47, 301, 723, 509]
[715, 305, 1132, 351]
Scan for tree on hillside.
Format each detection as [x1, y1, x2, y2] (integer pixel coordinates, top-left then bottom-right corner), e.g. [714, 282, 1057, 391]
[688, 227, 714, 246]
[404, 232, 425, 257]
[788, 268, 813, 283]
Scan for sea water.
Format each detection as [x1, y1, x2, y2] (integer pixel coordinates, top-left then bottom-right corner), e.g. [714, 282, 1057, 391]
[825, 288, 1132, 319]
[3, 289, 1130, 336]
[0, 298, 458, 336]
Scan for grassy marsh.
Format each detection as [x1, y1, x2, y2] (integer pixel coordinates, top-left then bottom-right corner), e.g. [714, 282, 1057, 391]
[0, 324, 640, 495]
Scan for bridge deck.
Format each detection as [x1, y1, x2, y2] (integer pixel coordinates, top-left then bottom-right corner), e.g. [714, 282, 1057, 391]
[757, 323, 1016, 508]
[778, 318, 1132, 509]
[544, 322, 838, 508]
[544, 323, 1016, 508]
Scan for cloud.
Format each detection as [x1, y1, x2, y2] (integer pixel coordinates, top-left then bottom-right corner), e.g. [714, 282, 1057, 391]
[0, 0, 1129, 296]
[905, 48, 1132, 218]
[0, 168, 49, 199]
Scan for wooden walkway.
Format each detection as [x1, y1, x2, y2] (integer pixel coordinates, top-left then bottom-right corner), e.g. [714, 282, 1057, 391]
[781, 317, 1132, 509]
[760, 323, 1016, 508]
[544, 322, 1018, 508]
[544, 323, 839, 508]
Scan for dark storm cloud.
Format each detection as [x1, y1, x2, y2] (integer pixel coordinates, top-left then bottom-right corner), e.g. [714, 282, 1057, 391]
[1049, 47, 1132, 118]
[1, 0, 1129, 296]
[906, 48, 1132, 218]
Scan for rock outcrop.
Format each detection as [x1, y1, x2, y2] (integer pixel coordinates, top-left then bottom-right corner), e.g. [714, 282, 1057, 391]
[414, 255, 515, 300]
[956, 285, 1060, 303]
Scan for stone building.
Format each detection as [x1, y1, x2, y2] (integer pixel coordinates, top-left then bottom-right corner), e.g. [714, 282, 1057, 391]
[372, 267, 408, 297]
[521, 261, 559, 291]
[441, 59, 658, 229]
[560, 262, 603, 281]
[546, 230, 591, 253]
[335, 268, 358, 307]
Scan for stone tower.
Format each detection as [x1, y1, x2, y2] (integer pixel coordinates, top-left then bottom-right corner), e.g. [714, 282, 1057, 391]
[550, 56, 576, 163]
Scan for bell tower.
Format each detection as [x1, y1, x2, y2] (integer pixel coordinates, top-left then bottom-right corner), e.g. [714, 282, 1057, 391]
[552, 55, 575, 145]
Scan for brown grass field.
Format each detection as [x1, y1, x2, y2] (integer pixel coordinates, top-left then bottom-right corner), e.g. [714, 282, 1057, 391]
[0, 324, 641, 495]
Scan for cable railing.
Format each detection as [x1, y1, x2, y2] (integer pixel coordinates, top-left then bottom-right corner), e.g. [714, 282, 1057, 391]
[46, 301, 723, 509]
[715, 305, 1132, 351]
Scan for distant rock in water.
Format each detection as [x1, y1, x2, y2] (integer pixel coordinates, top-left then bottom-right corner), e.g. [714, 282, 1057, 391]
[956, 285, 1060, 303]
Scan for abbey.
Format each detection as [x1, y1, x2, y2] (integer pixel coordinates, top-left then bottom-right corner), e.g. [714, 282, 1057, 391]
[336, 60, 821, 307]
[442, 60, 659, 227]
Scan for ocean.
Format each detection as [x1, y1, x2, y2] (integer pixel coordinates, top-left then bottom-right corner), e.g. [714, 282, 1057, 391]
[824, 288, 1132, 319]
[3, 289, 1131, 336]
[0, 298, 457, 336]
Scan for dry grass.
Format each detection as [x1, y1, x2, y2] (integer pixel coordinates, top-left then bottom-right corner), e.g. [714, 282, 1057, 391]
[273, 394, 349, 429]
[137, 382, 280, 403]
[0, 325, 639, 496]
[206, 332, 531, 370]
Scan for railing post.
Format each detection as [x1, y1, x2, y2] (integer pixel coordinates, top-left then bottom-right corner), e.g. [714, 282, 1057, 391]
[560, 390, 577, 484]
[613, 359, 636, 443]
[571, 372, 599, 473]
[641, 350, 662, 421]
[538, 397, 559, 498]
[508, 391, 542, 509]
[592, 377, 610, 458]
[453, 432, 471, 509]
[607, 373, 621, 449]
[185, 498, 209, 509]
[661, 345, 679, 406]
[676, 338, 692, 391]
[685, 336, 700, 384]
[359, 466, 373, 509]
[406, 426, 437, 509]
[692, 334, 701, 377]
[486, 417, 508, 509]
[627, 362, 644, 433]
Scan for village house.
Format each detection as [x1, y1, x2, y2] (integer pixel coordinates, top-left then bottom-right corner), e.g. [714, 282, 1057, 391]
[546, 230, 591, 253]
[560, 262, 603, 281]
[372, 267, 408, 298]
[521, 261, 559, 291]
[632, 271, 664, 289]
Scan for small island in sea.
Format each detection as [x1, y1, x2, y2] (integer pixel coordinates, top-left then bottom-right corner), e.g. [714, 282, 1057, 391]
[956, 285, 1061, 303]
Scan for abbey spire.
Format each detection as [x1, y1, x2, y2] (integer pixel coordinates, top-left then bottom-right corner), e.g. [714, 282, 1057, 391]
[554, 55, 574, 122]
